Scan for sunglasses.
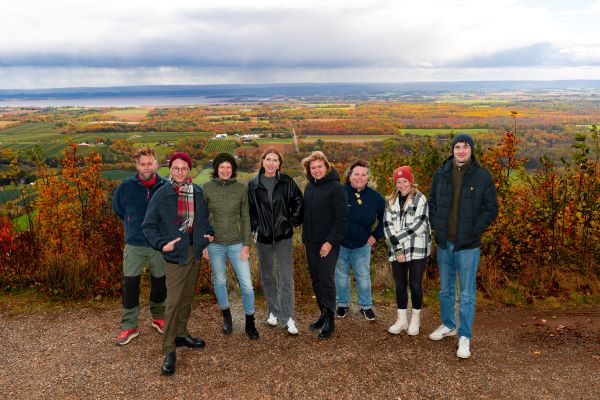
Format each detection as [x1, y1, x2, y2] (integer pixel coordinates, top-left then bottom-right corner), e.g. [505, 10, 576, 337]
[354, 192, 362, 206]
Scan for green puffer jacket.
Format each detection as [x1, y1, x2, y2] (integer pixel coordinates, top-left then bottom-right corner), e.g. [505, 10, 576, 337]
[202, 178, 252, 246]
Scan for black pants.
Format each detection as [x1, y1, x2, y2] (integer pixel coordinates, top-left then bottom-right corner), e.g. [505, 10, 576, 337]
[391, 258, 427, 309]
[305, 242, 339, 312]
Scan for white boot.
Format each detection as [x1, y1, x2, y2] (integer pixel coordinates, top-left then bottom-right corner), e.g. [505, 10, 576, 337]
[407, 309, 421, 336]
[388, 309, 408, 334]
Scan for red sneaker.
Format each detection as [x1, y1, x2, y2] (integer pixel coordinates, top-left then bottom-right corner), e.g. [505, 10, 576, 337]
[115, 328, 139, 346]
[152, 319, 164, 334]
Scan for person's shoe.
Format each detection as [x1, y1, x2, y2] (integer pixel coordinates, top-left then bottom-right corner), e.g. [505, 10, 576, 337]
[286, 318, 299, 335]
[245, 314, 260, 340]
[457, 336, 471, 359]
[429, 324, 457, 341]
[309, 304, 326, 332]
[175, 335, 206, 348]
[222, 308, 233, 335]
[161, 351, 176, 376]
[318, 309, 335, 339]
[360, 308, 376, 321]
[388, 309, 408, 334]
[115, 328, 139, 346]
[407, 309, 421, 336]
[335, 306, 347, 318]
[267, 312, 278, 327]
[151, 319, 164, 334]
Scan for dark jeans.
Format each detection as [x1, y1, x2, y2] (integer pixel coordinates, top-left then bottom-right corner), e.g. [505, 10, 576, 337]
[305, 242, 340, 312]
[391, 257, 428, 309]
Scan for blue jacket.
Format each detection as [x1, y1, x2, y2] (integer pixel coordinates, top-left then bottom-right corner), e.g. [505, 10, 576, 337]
[142, 183, 214, 264]
[112, 174, 166, 247]
[341, 184, 385, 249]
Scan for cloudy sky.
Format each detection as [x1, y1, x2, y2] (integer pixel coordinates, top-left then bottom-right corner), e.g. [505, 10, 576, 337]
[2, 0, 600, 88]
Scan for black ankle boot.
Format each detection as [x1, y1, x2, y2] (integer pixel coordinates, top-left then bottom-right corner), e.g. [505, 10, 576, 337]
[309, 303, 326, 332]
[318, 309, 335, 339]
[161, 351, 176, 376]
[245, 314, 259, 340]
[222, 308, 233, 334]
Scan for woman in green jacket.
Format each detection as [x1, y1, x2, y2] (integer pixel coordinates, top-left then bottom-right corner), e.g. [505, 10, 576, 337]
[202, 152, 259, 340]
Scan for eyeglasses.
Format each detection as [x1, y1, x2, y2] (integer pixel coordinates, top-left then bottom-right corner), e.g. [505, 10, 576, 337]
[354, 192, 362, 206]
[171, 167, 189, 173]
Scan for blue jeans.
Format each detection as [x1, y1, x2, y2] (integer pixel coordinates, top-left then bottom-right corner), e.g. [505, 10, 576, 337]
[335, 244, 373, 309]
[437, 242, 480, 339]
[207, 242, 255, 315]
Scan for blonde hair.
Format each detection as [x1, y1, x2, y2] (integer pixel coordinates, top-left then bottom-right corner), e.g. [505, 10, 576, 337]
[132, 146, 156, 162]
[302, 151, 331, 178]
[387, 182, 418, 209]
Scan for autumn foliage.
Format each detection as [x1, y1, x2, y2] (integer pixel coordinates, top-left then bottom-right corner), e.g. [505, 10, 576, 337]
[0, 145, 123, 298]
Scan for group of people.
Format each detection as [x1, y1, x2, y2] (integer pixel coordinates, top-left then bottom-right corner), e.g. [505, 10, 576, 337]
[112, 133, 498, 376]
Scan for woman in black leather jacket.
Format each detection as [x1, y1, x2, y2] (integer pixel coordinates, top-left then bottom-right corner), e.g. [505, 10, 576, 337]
[247, 148, 304, 335]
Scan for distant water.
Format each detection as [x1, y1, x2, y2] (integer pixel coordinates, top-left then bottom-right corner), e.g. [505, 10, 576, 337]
[0, 96, 229, 108]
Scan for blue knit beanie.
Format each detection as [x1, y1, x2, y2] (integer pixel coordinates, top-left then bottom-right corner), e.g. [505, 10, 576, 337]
[451, 133, 475, 151]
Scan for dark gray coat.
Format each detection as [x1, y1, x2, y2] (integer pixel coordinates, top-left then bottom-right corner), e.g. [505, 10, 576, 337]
[142, 183, 214, 264]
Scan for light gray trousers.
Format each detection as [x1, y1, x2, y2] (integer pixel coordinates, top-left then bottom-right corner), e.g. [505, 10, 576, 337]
[255, 238, 295, 324]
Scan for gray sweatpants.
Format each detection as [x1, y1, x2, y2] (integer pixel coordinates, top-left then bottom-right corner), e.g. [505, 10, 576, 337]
[256, 238, 295, 324]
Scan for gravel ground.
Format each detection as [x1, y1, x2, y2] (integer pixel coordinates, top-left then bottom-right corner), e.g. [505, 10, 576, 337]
[1, 299, 598, 400]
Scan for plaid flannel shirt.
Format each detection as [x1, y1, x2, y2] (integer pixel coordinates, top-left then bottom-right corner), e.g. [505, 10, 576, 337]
[384, 190, 431, 262]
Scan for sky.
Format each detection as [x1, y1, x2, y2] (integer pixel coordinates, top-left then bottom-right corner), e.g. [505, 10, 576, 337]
[2, 0, 600, 89]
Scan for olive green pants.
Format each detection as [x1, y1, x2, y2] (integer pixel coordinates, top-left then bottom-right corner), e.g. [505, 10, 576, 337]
[162, 249, 200, 355]
[120, 244, 166, 330]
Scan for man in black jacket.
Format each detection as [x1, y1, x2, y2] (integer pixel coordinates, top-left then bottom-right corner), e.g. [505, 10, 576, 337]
[428, 134, 498, 359]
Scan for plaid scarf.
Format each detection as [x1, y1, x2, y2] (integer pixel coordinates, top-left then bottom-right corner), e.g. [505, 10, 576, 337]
[170, 176, 194, 233]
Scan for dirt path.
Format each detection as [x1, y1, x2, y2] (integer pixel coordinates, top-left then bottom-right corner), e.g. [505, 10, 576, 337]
[1, 300, 598, 400]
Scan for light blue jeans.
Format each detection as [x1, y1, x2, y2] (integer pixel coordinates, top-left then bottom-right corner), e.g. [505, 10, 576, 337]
[437, 242, 480, 339]
[207, 242, 255, 315]
[335, 244, 373, 310]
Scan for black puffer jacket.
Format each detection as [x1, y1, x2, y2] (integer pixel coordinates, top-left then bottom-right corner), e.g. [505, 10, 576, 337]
[247, 171, 304, 244]
[428, 155, 498, 250]
[302, 168, 349, 245]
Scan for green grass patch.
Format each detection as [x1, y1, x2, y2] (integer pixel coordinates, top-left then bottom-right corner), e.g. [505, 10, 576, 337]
[192, 169, 212, 185]
[0, 187, 21, 204]
[101, 170, 133, 181]
[256, 138, 293, 144]
[400, 128, 492, 136]
[13, 209, 38, 232]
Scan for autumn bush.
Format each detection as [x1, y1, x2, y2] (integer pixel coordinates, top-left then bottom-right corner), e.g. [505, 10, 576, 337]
[0, 145, 124, 299]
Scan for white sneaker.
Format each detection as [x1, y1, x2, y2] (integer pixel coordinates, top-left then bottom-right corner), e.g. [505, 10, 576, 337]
[429, 324, 457, 341]
[457, 336, 471, 359]
[286, 318, 298, 335]
[267, 312, 278, 327]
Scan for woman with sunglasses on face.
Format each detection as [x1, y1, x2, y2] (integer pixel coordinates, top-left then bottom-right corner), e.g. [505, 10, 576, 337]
[202, 152, 259, 340]
[334, 160, 385, 321]
[302, 151, 348, 339]
[384, 166, 431, 336]
[247, 148, 304, 335]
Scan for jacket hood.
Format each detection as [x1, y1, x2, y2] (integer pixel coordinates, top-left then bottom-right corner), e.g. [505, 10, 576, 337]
[308, 167, 341, 185]
[211, 177, 237, 185]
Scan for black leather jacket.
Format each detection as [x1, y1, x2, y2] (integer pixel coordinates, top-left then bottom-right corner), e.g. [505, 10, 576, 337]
[247, 171, 304, 244]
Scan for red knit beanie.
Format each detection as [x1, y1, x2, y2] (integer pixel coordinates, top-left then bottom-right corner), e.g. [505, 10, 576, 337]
[169, 151, 192, 169]
[393, 166, 414, 184]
